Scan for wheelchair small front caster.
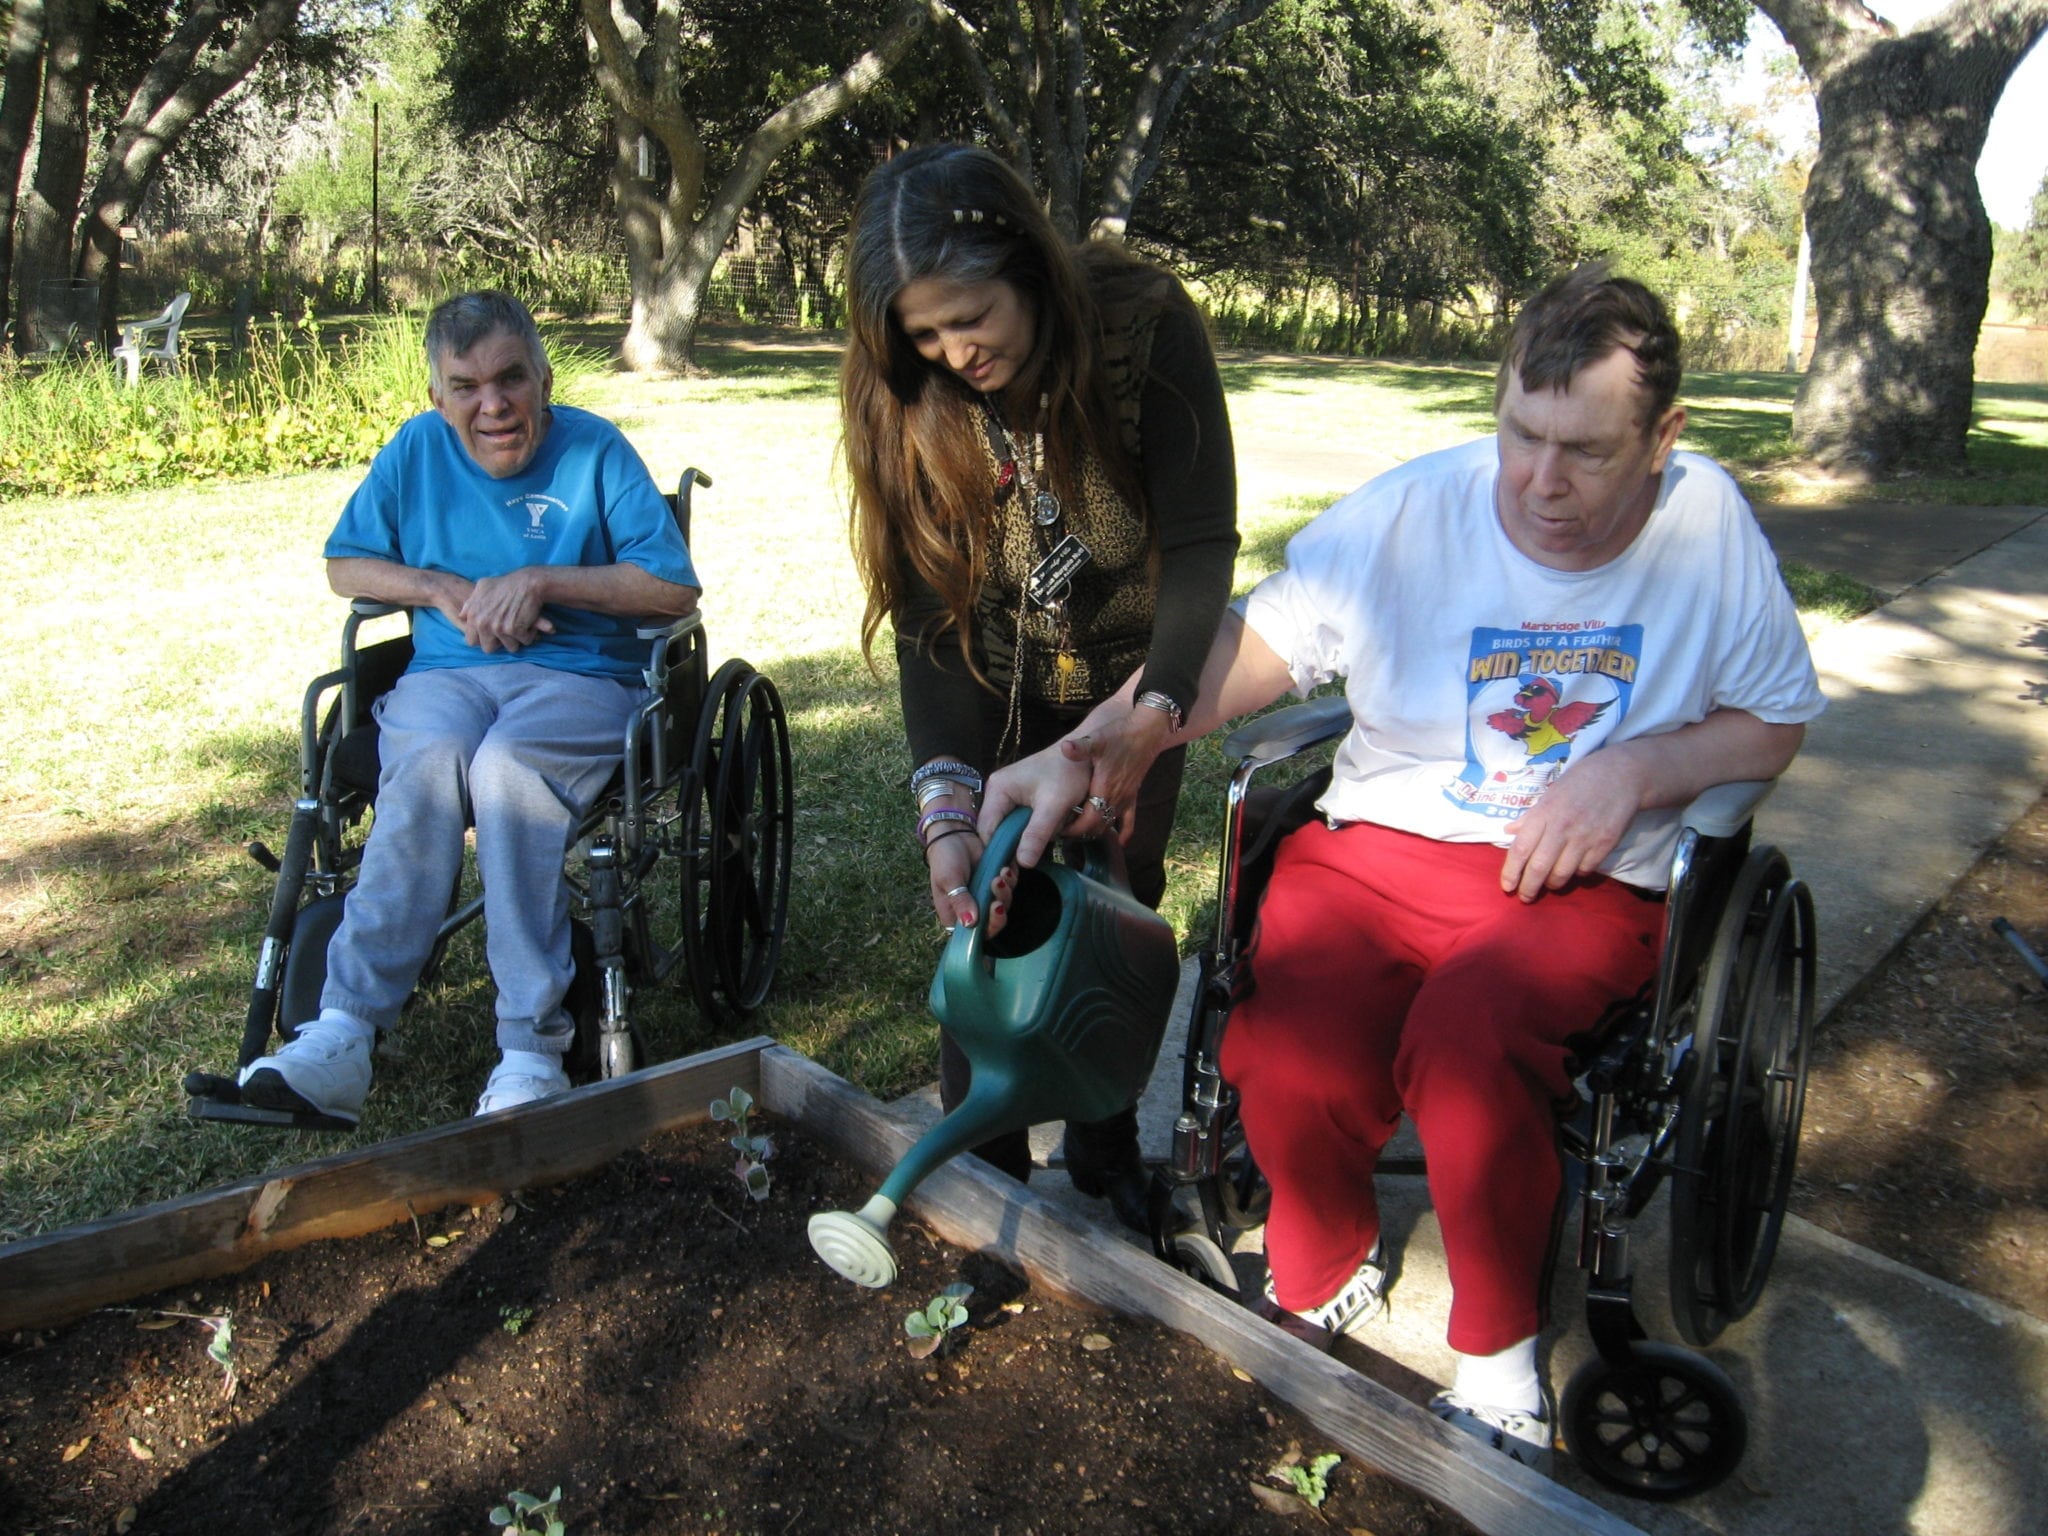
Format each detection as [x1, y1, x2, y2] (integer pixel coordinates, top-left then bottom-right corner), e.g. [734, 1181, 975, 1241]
[1162, 1224, 1236, 1293]
[1561, 1341, 1747, 1499]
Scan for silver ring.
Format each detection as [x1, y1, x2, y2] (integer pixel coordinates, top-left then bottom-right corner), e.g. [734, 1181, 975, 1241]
[945, 885, 971, 899]
[1087, 795, 1120, 830]
[1066, 801, 1089, 825]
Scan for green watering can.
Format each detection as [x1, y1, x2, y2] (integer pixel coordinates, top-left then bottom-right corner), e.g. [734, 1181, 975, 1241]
[809, 807, 1182, 1286]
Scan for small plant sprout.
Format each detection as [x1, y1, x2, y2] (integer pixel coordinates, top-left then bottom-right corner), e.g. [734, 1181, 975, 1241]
[115, 1308, 237, 1398]
[1267, 1449, 1341, 1509]
[710, 1086, 774, 1201]
[489, 1485, 566, 1535]
[499, 1304, 535, 1334]
[903, 1282, 974, 1359]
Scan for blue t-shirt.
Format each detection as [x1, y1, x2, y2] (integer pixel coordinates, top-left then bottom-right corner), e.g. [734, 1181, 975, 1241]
[325, 404, 698, 680]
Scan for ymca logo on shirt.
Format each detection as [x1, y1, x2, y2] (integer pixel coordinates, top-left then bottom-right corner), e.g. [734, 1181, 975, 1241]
[1445, 622, 1641, 819]
[511, 493, 569, 541]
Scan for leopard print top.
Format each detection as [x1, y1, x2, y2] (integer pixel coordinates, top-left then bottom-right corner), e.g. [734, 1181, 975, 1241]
[972, 265, 1175, 707]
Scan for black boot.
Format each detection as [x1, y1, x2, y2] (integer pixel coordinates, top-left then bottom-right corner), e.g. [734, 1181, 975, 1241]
[1062, 1107, 1151, 1234]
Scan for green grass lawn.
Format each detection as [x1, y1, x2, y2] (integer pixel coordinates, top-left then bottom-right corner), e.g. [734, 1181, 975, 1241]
[2, 331, 2042, 1245]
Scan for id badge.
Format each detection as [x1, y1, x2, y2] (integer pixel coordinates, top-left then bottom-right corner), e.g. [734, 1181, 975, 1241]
[1026, 533, 1092, 608]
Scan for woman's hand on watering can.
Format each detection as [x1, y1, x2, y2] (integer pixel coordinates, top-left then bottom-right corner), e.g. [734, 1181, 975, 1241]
[981, 744, 1095, 876]
[1056, 702, 1176, 845]
[925, 829, 1017, 933]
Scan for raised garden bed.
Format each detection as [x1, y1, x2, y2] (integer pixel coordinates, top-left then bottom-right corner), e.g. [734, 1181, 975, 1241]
[0, 1041, 1645, 1536]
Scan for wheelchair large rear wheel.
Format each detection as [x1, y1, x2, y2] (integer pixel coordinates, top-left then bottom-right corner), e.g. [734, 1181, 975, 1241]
[680, 660, 794, 1023]
[277, 891, 349, 1041]
[1561, 1342, 1747, 1499]
[1212, 1117, 1272, 1231]
[1668, 846, 1816, 1346]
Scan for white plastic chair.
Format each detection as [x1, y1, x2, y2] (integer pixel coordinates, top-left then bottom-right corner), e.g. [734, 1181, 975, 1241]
[113, 291, 190, 386]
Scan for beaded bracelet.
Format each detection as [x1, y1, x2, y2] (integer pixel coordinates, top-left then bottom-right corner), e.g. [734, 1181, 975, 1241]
[917, 806, 978, 845]
[911, 758, 984, 797]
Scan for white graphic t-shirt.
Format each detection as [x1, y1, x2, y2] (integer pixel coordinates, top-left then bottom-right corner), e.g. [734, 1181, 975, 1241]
[1240, 438, 1826, 889]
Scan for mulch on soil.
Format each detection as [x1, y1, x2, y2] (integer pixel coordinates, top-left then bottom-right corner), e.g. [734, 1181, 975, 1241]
[1793, 785, 2048, 1322]
[0, 1117, 1473, 1536]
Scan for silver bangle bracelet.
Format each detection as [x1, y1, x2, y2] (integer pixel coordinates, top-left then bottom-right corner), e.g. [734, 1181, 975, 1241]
[916, 777, 973, 809]
[1135, 690, 1185, 731]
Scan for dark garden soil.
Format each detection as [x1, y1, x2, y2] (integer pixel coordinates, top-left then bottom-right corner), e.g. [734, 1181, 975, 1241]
[1792, 784, 2048, 1323]
[0, 1119, 1473, 1536]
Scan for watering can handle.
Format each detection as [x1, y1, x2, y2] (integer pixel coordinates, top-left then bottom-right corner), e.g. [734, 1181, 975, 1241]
[964, 807, 1121, 932]
[959, 807, 1031, 960]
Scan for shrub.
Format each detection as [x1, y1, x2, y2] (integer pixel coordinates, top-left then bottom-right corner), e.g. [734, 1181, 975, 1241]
[0, 307, 606, 501]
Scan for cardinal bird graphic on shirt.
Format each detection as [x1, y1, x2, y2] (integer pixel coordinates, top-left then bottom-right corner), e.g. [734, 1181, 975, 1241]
[1486, 676, 1609, 758]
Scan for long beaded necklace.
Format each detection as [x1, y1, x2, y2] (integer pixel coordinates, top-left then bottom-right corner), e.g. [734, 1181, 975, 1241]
[982, 395, 1062, 527]
[982, 395, 1081, 721]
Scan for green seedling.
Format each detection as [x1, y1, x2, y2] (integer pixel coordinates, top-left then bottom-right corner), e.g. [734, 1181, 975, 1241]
[489, 1485, 566, 1535]
[499, 1304, 535, 1334]
[1269, 1450, 1341, 1509]
[117, 1308, 237, 1398]
[710, 1086, 774, 1202]
[904, 1282, 974, 1359]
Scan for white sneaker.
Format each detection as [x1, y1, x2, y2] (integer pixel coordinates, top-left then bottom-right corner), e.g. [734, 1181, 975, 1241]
[1257, 1243, 1387, 1349]
[475, 1051, 571, 1116]
[238, 1014, 375, 1124]
[1429, 1389, 1555, 1474]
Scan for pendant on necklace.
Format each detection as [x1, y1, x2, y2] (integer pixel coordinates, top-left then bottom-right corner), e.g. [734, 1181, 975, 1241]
[1033, 488, 1061, 527]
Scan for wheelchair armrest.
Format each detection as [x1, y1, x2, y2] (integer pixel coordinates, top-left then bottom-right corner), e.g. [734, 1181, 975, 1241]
[349, 599, 405, 618]
[636, 609, 705, 642]
[1682, 780, 1773, 840]
[1222, 695, 1352, 767]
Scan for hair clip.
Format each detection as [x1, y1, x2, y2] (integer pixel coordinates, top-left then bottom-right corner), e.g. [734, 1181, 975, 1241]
[950, 207, 1010, 229]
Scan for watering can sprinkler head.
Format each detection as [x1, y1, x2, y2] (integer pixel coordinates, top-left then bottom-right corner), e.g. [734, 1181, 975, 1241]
[808, 807, 1180, 1287]
[808, 1195, 901, 1287]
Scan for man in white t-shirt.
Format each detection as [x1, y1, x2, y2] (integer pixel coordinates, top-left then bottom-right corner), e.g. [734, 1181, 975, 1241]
[982, 266, 1825, 1472]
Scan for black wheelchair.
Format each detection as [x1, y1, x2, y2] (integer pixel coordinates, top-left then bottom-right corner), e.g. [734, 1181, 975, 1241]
[186, 469, 795, 1130]
[1148, 696, 1815, 1499]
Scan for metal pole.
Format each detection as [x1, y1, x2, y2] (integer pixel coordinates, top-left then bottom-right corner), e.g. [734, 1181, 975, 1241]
[370, 101, 381, 311]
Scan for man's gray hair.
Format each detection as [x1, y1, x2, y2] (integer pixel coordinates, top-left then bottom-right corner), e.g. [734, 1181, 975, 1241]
[424, 291, 547, 386]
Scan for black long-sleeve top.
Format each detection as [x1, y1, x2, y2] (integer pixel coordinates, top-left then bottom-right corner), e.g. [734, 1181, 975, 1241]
[893, 293, 1239, 774]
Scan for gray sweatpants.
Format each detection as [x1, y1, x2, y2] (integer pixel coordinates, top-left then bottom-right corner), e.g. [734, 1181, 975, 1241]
[321, 662, 644, 1056]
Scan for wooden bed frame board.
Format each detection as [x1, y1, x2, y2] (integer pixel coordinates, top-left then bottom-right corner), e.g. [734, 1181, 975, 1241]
[756, 1046, 1649, 1536]
[0, 1036, 772, 1335]
[0, 1037, 1646, 1536]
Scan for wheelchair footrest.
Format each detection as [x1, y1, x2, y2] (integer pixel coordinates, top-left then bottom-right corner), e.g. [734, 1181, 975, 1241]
[183, 1071, 356, 1132]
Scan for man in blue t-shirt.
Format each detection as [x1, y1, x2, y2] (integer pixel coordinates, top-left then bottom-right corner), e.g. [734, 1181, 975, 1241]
[237, 291, 700, 1125]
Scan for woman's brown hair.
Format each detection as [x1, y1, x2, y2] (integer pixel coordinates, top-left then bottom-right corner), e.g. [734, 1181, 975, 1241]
[841, 143, 1147, 673]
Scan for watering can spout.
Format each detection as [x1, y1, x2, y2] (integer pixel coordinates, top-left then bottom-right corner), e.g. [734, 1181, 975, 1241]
[809, 808, 1181, 1286]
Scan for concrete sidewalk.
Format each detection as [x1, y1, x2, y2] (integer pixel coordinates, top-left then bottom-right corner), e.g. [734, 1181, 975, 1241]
[890, 507, 2048, 1534]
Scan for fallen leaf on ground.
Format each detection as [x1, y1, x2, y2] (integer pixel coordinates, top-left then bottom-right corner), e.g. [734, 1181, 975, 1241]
[1249, 1482, 1303, 1516]
[61, 1435, 91, 1461]
[126, 1437, 153, 1461]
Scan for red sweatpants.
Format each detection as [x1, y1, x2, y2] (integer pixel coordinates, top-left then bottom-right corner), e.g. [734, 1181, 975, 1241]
[1221, 819, 1662, 1356]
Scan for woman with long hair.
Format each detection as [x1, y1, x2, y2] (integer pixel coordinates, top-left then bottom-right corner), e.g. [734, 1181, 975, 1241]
[841, 143, 1239, 1228]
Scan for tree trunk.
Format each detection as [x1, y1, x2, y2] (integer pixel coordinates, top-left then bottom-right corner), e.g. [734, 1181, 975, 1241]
[74, 0, 302, 340]
[14, 0, 95, 352]
[585, 0, 929, 372]
[0, 0, 47, 346]
[1759, 0, 2048, 470]
[1088, 0, 1278, 240]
